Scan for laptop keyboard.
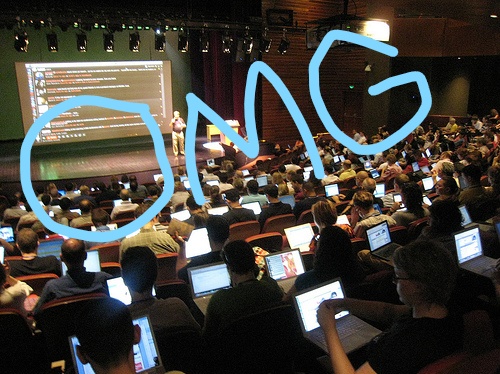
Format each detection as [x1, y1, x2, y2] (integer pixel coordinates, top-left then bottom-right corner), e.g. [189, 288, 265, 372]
[336, 316, 362, 338]
[309, 327, 327, 347]
[464, 257, 496, 275]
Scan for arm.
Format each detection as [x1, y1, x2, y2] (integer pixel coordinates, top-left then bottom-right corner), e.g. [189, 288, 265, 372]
[0, 238, 16, 256]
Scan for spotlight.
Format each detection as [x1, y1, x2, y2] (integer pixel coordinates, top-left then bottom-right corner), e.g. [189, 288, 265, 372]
[260, 27, 272, 53]
[277, 28, 289, 54]
[178, 28, 188, 52]
[76, 32, 87, 52]
[222, 26, 233, 54]
[103, 32, 114, 52]
[129, 32, 140, 52]
[200, 25, 209, 53]
[14, 30, 29, 52]
[46, 32, 58, 52]
[154, 29, 165, 52]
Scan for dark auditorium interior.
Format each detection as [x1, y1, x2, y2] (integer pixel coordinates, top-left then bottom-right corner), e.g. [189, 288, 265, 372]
[0, 0, 500, 373]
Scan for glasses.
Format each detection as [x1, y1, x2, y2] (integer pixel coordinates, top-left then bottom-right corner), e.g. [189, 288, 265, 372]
[392, 274, 412, 284]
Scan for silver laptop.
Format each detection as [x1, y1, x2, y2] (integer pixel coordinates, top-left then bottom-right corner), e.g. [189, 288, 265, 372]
[185, 227, 212, 259]
[241, 201, 262, 215]
[62, 250, 101, 276]
[422, 177, 434, 192]
[366, 220, 401, 262]
[207, 206, 229, 215]
[454, 226, 496, 278]
[284, 223, 315, 253]
[256, 175, 269, 187]
[324, 184, 339, 198]
[278, 194, 296, 209]
[107, 276, 156, 305]
[374, 183, 385, 198]
[188, 262, 231, 314]
[170, 209, 191, 221]
[90, 223, 118, 231]
[69, 315, 164, 374]
[264, 249, 305, 293]
[293, 278, 381, 354]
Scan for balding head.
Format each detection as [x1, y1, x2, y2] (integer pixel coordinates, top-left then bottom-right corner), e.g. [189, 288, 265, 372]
[120, 189, 130, 201]
[61, 238, 86, 268]
[356, 170, 369, 186]
[362, 178, 377, 194]
[79, 199, 93, 214]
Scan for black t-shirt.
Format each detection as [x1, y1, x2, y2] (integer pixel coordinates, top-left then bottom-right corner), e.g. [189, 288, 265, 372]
[258, 202, 293, 229]
[9, 256, 62, 277]
[367, 314, 463, 374]
[222, 207, 256, 225]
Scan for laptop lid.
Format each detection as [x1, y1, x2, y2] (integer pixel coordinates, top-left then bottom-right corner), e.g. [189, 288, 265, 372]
[358, 156, 366, 163]
[423, 195, 432, 206]
[153, 173, 162, 182]
[264, 250, 305, 281]
[188, 262, 231, 298]
[0, 226, 15, 243]
[107, 277, 156, 305]
[364, 161, 372, 170]
[278, 194, 296, 209]
[324, 184, 339, 198]
[496, 220, 500, 243]
[339, 155, 345, 162]
[207, 158, 215, 167]
[425, 148, 431, 158]
[241, 169, 250, 176]
[458, 205, 472, 226]
[412, 162, 420, 172]
[207, 206, 229, 215]
[170, 209, 191, 221]
[370, 169, 380, 179]
[333, 155, 340, 163]
[244, 176, 254, 182]
[62, 250, 101, 276]
[91, 223, 118, 231]
[70, 315, 163, 374]
[206, 180, 219, 187]
[185, 228, 212, 259]
[366, 220, 393, 253]
[421, 165, 430, 174]
[241, 201, 262, 215]
[0, 246, 4, 264]
[113, 199, 126, 207]
[304, 166, 313, 173]
[256, 175, 268, 187]
[303, 171, 311, 182]
[374, 183, 385, 198]
[336, 215, 350, 226]
[183, 180, 191, 190]
[37, 238, 65, 258]
[284, 224, 315, 253]
[422, 177, 434, 192]
[454, 226, 484, 265]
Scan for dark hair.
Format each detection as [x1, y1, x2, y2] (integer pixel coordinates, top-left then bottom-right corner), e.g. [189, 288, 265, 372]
[121, 246, 157, 293]
[263, 184, 279, 199]
[219, 172, 229, 184]
[65, 182, 74, 191]
[59, 197, 72, 211]
[224, 188, 240, 202]
[401, 182, 424, 215]
[222, 240, 256, 275]
[428, 200, 463, 234]
[462, 164, 482, 183]
[41, 194, 51, 206]
[16, 228, 38, 254]
[61, 239, 86, 266]
[438, 176, 459, 196]
[186, 195, 201, 210]
[91, 208, 110, 227]
[206, 215, 229, 244]
[75, 298, 135, 370]
[246, 179, 259, 194]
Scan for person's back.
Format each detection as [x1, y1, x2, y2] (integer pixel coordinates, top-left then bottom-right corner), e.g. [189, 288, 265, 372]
[241, 180, 268, 207]
[258, 184, 293, 229]
[221, 189, 256, 225]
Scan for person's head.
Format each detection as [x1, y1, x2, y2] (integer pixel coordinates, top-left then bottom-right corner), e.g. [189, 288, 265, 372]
[59, 197, 72, 211]
[324, 164, 334, 175]
[394, 173, 410, 191]
[120, 189, 130, 201]
[186, 195, 201, 211]
[75, 298, 140, 373]
[435, 176, 459, 197]
[440, 151, 453, 161]
[121, 246, 157, 294]
[224, 188, 240, 204]
[129, 180, 138, 192]
[16, 228, 39, 254]
[353, 190, 374, 212]
[219, 172, 229, 184]
[79, 185, 90, 196]
[246, 179, 259, 195]
[156, 176, 164, 190]
[271, 172, 284, 185]
[232, 177, 244, 192]
[428, 200, 463, 234]
[439, 162, 455, 178]
[222, 240, 256, 276]
[361, 178, 377, 194]
[302, 182, 316, 196]
[148, 184, 161, 197]
[206, 215, 230, 250]
[177, 166, 186, 175]
[393, 240, 457, 306]
[79, 199, 93, 214]
[174, 110, 180, 118]
[91, 208, 110, 227]
[291, 174, 304, 191]
[173, 181, 186, 193]
[355, 170, 369, 187]
[263, 184, 279, 200]
[462, 164, 482, 185]
[487, 165, 500, 187]
[311, 200, 337, 229]
[342, 160, 352, 170]
[400, 182, 423, 212]
[449, 117, 456, 124]
[61, 238, 86, 268]
[41, 193, 51, 206]
[134, 203, 154, 221]
[386, 154, 397, 165]
[65, 182, 75, 192]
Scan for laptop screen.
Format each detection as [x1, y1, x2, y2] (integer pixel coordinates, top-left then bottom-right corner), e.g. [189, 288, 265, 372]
[0, 246, 4, 265]
[188, 263, 231, 298]
[278, 194, 296, 209]
[370, 169, 380, 179]
[425, 148, 431, 158]
[412, 162, 420, 172]
[241, 201, 262, 215]
[421, 165, 430, 174]
[459, 205, 472, 226]
[303, 166, 313, 173]
[284, 224, 315, 252]
[265, 250, 305, 281]
[339, 155, 345, 162]
[294, 279, 348, 333]
[374, 183, 385, 198]
[364, 161, 372, 170]
[62, 250, 101, 276]
[70, 315, 162, 374]
[454, 227, 483, 264]
[325, 184, 339, 198]
[206, 180, 219, 187]
[256, 175, 268, 187]
[107, 277, 156, 305]
[170, 209, 191, 221]
[91, 223, 118, 231]
[241, 169, 250, 176]
[422, 177, 434, 192]
[0, 226, 15, 243]
[207, 206, 229, 216]
[183, 180, 191, 190]
[333, 155, 340, 163]
[153, 173, 163, 182]
[37, 238, 65, 258]
[113, 199, 126, 207]
[185, 228, 212, 259]
[366, 221, 392, 252]
[336, 215, 350, 226]
[303, 171, 311, 182]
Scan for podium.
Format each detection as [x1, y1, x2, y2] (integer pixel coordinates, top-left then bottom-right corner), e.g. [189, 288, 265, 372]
[206, 120, 240, 145]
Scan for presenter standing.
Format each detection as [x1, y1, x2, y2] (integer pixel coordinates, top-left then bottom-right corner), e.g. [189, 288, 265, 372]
[170, 110, 186, 156]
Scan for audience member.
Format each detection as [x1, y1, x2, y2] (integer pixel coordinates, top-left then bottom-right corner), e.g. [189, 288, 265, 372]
[293, 182, 323, 219]
[70, 199, 94, 228]
[381, 173, 410, 207]
[56, 197, 80, 226]
[169, 181, 191, 211]
[73, 185, 97, 206]
[2, 195, 28, 222]
[184, 195, 209, 228]
[217, 172, 234, 193]
[221, 189, 256, 225]
[240, 179, 268, 207]
[433, 175, 460, 203]
[351, 191, 396, 239]
[338, 160, 356, 181]
[0, 262, 32, 319]
[84, 208, 114, 249]
[321, 164, 340, 186]
[110, 189, 139, 220]
[258, 184, 293, 229]
[387, 182, 430, 227]
[381, 154, 402, 181]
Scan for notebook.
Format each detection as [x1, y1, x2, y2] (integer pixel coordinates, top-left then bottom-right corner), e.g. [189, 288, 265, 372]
[62, 250, 101, 276]
[293, 278, 382, 354]
[185, 228, 212, 259]
[107, 276, 156, 305]
[264, 249, 305, 293]
[188, 262, 231, 314]
[69, 315, 164, 374]
[284, 223, 315, 253]
[325, 184, 339, 198]
[454, 226, 496, 278]
[278, 194, 296, 209]
[37, 238, 65, 258]
[207, 206, 229, 215]
[366, 220, 401, 261]
[422, 177, 434, 192]
[170, 209, 191, 221]
[90, 223, 118, 231]
[242, 201, 262, 215]
[374, 183, 385, 198]
[0, 226, 15, 243]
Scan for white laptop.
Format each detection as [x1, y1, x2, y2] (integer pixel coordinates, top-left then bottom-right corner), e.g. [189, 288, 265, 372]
[0, 226, 15, 243]
[90, 223, 118, 231]
[0, 246, 4, 265]
[241, 169, 250, 176]
[188, 262, 231, 314]
[62, 250, 101, 276]
[422, 177, 434, 192]
[170, 209, 191, 221]
[324, 184, 339, 198]
[284, 223, 315, 253]
[207, 206, 229, 216]
[185, 228, 212, 259]
[113, 199, 128, 207]
[293, 278, 381, 354]
[454, 226, 496, 278]
[256, 175, 268, 187]
[374, 183, 385, 198]
[459, 205, 473, 227]
[107, 276, 156, 305]
[206, 180, 219, 187]
[69, 315, 164, 374]
[366, 220, 401, 262]
[241, 201, 262, 215]
[336, 215, 350, 226]
[264, 249, 305, 293]
[153, 173, 163, 182]
[421, 165, 430, 174]
[303, 171, 311, 182]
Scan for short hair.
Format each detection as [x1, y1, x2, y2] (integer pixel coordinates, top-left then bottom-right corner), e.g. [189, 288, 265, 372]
[428, 200, 463, 233]
[186, 195, 201, 210]
[291, 174, 304, 184]
[75, 298, 135, 370]
[437, 176, 459, 196]
[219, 172, 229, 184]
[79, 185, 90, 195]
[224, 188, 240, 202]
[302, 182, 315, 193]
[120, 189, 130, 200]
[386, 154, 397, 164]
[324, 164, 334, 174]
[462, 164, 482, 183]
[362, 178, 376, 193]
[59, 197, 72, 211]
[400, 182, 424, 213]
[311, 200, 337, 227]
[61, 238, 86, 266]
[65, 182, 75, 191]
[41, 194, 51, 206]
[121, 246, 157, 293]
[394, 173, 410, 189]
[91, 208, 110, 227]
[393, 240, 457, 305]
[79, 199, 93, 214]
[129, 180, 139, 192]
[16, 228, 38, 254]
[440, 162, 455, 177]
[134, 203, 150, 219]
[222, 240, 256, 275]
[263, 184, 279, 199]
[246, 180, 259, 194]
[353, 190, 374, 210]
[206, 215, 230, 244]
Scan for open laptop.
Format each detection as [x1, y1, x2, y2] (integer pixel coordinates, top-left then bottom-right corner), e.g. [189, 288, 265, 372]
[336, 215, 350, 226]
[0, 246, 4, 264]
[107, 276, 156, 305]
[264, 249, 305, 293]
[0, 226, 15, 243]
[185, 227, 212, 259]
[256, 175, 269, 187]
[458, 205, 473, 227]
[207, 158, 215, 167]
[454, 226, 497, 278]
[207, 206, 229, 216]
[37, 238, 65, 258]
[69, 315, 164, 374]
[188, 262, 231, 314]
[421, 165, 431, 174]
[284, 223, 315, 253]
[325, 184, 339, 198]
[421, 177, 434, 193]
[293, 278, 382, 354]
[205, 180, 219, 187]
[62, 250, 101, 276]
[278, 194, 296, 209]
[170, 209, 191, 221]
[370, 168, 380, 179]
[90, 223, 118, 231]
[374, 183, 385, 198]
[242, 201, 262, 216]
[366, 220, 402, 262]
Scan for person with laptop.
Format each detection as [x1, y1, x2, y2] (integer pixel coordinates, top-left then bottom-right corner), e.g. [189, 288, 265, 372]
[380, 174, 410, 209]
[386, 182, 430, 228]
[70, 199, 94, 228]
[240, 179, 268, 207]
[221, 189, 256, 225]
[351, 191, 396, 240]
[84, 208, 116, 250]
[317, 240, 462, 374]
[202, 240, 283, 345]
[433, 176, 459, 203]
[109, 189, 139, 221]
[9, 228, 62, 277]
[33, 239, 112, 316]
[0, 262, 33, 319]
[293, 182, 323, 219]
[258, 184, 293, 230]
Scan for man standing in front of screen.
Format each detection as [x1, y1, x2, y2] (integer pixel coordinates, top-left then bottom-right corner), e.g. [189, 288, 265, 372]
[170, 110, 186, 157]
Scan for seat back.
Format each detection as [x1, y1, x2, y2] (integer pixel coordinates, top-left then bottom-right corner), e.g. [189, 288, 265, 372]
[407, 217, 430, 242]
[261, 214, 296, 235]
[228, 220, 261, 242]
[296, 209, 314, 225]
[389, 225, 409, 246]
[111, 217, 134, 227]
[156, 253, 179, 283]
[17, 273, 59, 296]
[246, 232, 283, 253]
[114, 210, 136, 220]
[89, 241, 120, 263]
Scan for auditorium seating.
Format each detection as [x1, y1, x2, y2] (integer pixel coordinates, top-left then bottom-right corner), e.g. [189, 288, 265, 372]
[246, 232, 283, 253]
